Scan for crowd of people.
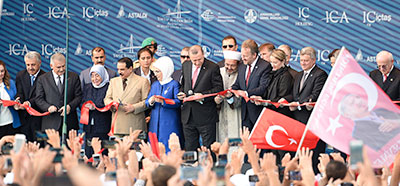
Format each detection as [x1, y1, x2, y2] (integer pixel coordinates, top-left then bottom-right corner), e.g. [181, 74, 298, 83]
[0, 35, 399, 185]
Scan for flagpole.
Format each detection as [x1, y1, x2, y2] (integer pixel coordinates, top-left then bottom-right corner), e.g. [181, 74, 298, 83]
[61, 0, 69, 147]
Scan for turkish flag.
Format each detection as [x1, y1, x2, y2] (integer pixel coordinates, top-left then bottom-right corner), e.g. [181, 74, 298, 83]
[249, 108, 319, 151]
[307, 47, 400, 167]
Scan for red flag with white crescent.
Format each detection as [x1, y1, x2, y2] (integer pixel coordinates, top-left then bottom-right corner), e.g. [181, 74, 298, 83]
[249, 108, 319, 151]
[307, 47, 400, 167]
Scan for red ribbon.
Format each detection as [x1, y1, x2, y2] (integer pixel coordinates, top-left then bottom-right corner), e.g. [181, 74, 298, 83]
[153, 95, 175, 105]
[80, 101, 119, 136]
[148, 132, 160, 159]
[0, 99, 50, 116]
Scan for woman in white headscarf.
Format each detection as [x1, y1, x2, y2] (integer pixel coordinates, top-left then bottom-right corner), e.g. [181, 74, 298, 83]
[146, 56, 182, 152]
[81, 64, 111, 157]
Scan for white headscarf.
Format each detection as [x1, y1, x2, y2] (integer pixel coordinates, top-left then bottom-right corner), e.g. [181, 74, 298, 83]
[152, 56, 174, 85]
[89, 65, 110, 88]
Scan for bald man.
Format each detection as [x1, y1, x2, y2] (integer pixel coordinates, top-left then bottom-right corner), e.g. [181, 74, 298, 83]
[370, 51, 400, 101]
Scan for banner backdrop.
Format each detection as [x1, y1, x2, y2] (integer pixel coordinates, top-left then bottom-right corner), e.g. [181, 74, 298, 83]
[0, 0, 399, 80]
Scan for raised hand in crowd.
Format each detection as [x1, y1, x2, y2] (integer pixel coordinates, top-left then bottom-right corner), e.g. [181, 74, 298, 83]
[45, 129, 60, 148]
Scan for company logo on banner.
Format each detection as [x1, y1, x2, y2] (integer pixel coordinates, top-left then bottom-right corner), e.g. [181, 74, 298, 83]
[155, 45, 168, 57]
[82, 7, 108, 22]
[363, 11, 391, 27]
[21, 3, 37, 22]
[113, 34, 141, 58]
[74, 42, 91, 56]
[322, 10, 354, 23]
[291, 49, 330, 64]
[157, 0, 193, 30]
[201, 9, 236, 23]
[244, 9, 288, 23]
[244, 9, 257, 23]
[202, 46, 212, 58]
[295, 7, 312, 26]
[5, 43, 29, 56]
[355, 49, 376, 63]
[1, 9, 15, 16]
[116, 5, 148, 19]
[45, 6, 72, 19]
[41, 44, 66, 58]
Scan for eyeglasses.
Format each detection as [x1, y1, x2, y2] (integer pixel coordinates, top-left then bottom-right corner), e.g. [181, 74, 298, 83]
[180, 55, 190, 59]
[222, 45, 235, 49]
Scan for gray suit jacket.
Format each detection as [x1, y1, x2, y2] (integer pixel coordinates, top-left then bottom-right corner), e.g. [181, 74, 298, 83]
[35, 71, 82, 131]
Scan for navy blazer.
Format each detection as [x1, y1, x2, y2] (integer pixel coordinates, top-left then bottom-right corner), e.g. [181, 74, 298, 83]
[231, 57, 272, 125]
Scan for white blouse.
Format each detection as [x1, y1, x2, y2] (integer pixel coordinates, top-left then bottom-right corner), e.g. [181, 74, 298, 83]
[0, 82, 13, 126]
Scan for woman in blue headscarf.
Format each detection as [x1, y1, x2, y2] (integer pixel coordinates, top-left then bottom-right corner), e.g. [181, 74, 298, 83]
[81, 64, 111, 157]
[146, 56, 183, 152]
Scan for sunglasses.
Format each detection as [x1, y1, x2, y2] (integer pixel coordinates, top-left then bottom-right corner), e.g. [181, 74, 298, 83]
[222, 45, 235, 49]
[180, 55, 190, 59]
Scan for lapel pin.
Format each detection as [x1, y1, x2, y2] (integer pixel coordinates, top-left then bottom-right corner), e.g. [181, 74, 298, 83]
[390, 78, 393, 82]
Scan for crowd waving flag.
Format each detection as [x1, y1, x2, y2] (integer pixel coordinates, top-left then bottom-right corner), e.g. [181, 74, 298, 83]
[307, 47, 400, 167]
[249, 108, 319, 151]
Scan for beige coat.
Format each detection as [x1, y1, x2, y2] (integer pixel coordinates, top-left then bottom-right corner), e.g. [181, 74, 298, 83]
[104, 73, 150, 135]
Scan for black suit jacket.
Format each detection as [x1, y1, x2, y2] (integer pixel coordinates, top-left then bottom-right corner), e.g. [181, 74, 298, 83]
[35, 71, 82, 131]
[289, 65, 327, 124]
[231, 57, 272, 125]
[180, 58, 223, 125]
[370, 68, 400, 101]
[133, 67, 157, 85]
[172, 69, 182, 84]
[15, 69, 46, 127]
[287, 65, 299, 79]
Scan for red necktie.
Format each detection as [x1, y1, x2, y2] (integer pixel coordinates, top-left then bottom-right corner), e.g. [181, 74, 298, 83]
[246, 65, 252, 87]
[192, 67, 200, 88]
[384, 74, 388, 82]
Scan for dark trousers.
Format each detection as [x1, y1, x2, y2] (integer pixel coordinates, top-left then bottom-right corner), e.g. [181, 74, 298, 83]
[18, 117, 41, 142]
[242, 112, 254, 131]
[183, 113, 216, 151]
[0, 123, 18, 139]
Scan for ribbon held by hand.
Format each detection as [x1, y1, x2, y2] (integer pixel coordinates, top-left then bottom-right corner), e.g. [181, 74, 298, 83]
[1, 99, 50, 116]
[153, 95, 175, 105]
[80, 101, 120, 136]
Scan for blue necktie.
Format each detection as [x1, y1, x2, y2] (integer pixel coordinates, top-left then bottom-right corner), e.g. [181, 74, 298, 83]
[30, 75, 35, 86]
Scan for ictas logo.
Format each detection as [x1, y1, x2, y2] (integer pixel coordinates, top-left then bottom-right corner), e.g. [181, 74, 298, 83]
[298, 7, 309, 19]
[292, 49, 331, 64]
[45, 6, 72, 19]
[82, 7, 108, 21]
[295, 7, 312, 26]
[5, 43, 29, 56]
[41, 44, 66, 57]
[363, 11, 391, 26]
[21, 3, 37, 22]
[24, 3, 33, 15]
[244, 9, 257, 23]
[322, 10, 354, 24]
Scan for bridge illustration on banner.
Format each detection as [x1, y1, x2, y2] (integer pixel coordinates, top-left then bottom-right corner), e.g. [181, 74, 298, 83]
[165, 0, 191, 18]
[118, 34, 142, 53]
[117, 5, 125, 18]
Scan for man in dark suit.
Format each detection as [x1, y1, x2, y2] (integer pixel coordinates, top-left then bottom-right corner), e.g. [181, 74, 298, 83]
[286, 46, 328, 173]
[217, 35, 239, 68]
[79, 47, 117, 89]
[231, 39, 271, 131]
[177, 45, 223, 151]
[172, 47, 190, 83]
[36, 53, 82, 133]
[278, 44, 298, 78]
[15, 51, 46, 141]
[370, 50, 400, 101]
